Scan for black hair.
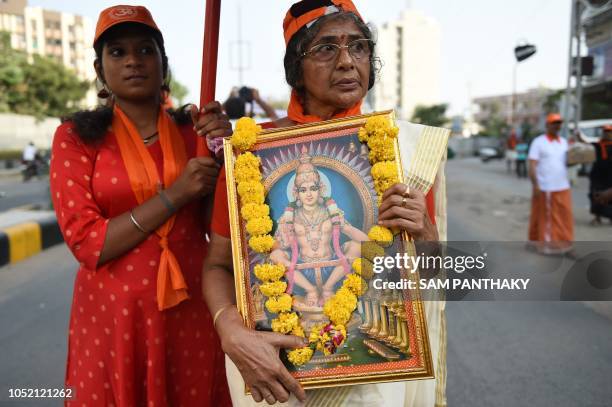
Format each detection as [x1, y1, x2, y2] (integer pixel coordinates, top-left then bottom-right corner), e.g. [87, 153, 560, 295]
[223, 96, 247, 120]
[66, 22, 185, 144]
[284, 11, 378, 99]
[62, 105, 193, 145]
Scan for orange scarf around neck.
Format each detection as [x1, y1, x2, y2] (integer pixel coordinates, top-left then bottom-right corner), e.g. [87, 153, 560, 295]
[287, 89, 362, 124]
[112, 104, 189, 311]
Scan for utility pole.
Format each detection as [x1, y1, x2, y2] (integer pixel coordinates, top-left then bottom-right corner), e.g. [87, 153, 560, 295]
[230, 0, 250, 86]
[563, 0, 584, 139]
[237, 0, 243, 85]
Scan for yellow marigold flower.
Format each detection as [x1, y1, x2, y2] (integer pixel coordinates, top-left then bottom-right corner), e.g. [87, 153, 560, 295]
[317, 332, 332, 353]
[354, 258, 375, 280]
[254, 263, 285, 282]
[375, 178, 398, 196]
[334, 287, 358, 310]
[369, 147, 395, 164]
[368, 225, 394, 246]
[358, 127, 369, 143]
[237, 181, 265, 204]
[235, 151, 260, 170]
[287, 347, 313, 366]
[241, 203, 270, 221]
[235, 166, 261, 184]
[363, 116, 399, 140]
[343, 274, 366, 296]
[235, 116, 262, 133]
[371, 161, 398, 181]
[292, 325, 305, 338]
[271, 312, 299, 334]
[248, 234, 275, 253]
[246, 216, 273, 236]
[308, 324, 324, 343]
[368, 137, 395, 163]
[265, 294, 292, 314]
[361, 241, 385, 262]
[259, 280, 287, 297]
[323, 302, 351, 326]
[231, 118, 261, 152]
[323, 289, 356, 326]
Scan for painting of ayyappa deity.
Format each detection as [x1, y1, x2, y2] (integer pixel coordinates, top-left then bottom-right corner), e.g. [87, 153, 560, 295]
[224, 112, 434, 389]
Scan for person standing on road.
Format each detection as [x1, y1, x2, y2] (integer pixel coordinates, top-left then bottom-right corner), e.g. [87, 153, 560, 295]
[586, 124, 612, 225]
[49, 5, 232, 406]
[22, 141, 38, 180]
[515, 136, 528, 178]
[527, 113, 573, 255]
[505, 129, 518, 173]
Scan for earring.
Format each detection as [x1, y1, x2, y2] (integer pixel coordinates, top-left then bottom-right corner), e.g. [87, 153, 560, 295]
[97, 84, 110, 99]
[296, 199, 302, 207]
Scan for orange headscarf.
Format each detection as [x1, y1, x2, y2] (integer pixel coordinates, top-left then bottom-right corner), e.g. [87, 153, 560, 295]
[283, 0, 362, 46]
[112, 105, 189, 311]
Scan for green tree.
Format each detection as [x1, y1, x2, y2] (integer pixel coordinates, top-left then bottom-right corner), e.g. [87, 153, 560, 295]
[520, 120, 534, 141]
[542, 90, 563, 114]
[477, 102, 509, 138]
[0, 31, 89, 119]
[169, 75, 188, 106]
[411, 103, 449, 127]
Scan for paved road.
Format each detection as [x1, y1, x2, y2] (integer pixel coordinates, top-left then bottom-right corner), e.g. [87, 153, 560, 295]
[0, 158, 610, 406]
[0, 245, 75, 405]
[445, 158, 612, 407]
[0, 176, 50, 212]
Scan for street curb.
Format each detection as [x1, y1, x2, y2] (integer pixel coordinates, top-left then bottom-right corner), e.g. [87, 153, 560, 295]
[0, 216, 63, 267]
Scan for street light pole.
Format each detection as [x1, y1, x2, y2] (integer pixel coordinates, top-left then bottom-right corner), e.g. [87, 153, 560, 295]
[511, 61, 517, 130]
[512, 42, 537, 133]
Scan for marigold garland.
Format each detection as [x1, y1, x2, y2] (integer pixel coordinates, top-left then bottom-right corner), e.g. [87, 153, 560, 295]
[231, 116, 400, 366]
[368, 225, 394, 246]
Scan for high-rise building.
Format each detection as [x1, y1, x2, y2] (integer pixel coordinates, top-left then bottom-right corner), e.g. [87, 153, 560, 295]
[367, 9, 441, 120]
[0, 0, 96, 107]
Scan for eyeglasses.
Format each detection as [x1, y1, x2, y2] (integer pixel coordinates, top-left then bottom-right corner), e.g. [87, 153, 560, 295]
[301, 39, 374, 63]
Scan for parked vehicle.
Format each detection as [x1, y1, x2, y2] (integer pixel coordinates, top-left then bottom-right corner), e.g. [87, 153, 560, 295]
[479, 146, 504, 162]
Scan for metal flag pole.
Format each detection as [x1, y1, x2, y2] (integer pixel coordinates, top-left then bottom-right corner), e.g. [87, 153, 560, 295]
[198, 0, 222, 156]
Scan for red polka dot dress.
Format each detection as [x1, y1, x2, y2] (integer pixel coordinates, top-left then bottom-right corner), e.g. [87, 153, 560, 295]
[50, 122, 231, 407]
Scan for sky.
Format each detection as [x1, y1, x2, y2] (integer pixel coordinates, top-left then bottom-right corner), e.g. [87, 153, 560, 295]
[30, 0, 571, 116]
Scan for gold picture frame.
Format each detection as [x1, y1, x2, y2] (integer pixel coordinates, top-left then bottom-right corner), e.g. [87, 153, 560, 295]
[223, 111, 434, 389]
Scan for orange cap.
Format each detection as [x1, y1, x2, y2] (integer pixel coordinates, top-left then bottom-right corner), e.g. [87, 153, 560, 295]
[546, 113, 563, 124]
[94, 5, 161, 46]
[283, 0, 363, 46]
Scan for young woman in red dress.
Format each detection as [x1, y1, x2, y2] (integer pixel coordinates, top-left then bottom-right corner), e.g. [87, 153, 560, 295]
[50, 5, 232, 406]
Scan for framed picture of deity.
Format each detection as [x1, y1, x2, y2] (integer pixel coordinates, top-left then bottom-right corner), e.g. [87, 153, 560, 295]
[223, 111, 437, 389]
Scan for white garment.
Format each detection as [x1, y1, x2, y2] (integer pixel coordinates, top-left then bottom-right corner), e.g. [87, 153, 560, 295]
[528, 135, 570, 192]
[23, 144, 37, 161]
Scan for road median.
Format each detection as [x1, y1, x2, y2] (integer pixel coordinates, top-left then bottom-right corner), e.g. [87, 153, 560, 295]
[0, 209, 62, 267]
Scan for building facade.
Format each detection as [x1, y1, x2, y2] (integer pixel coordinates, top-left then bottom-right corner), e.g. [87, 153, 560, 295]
[583, 3, 612, 120]
[0, 0, 96, 107]
[368, 9, 441, 120]
[473, 87, 559, 136]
